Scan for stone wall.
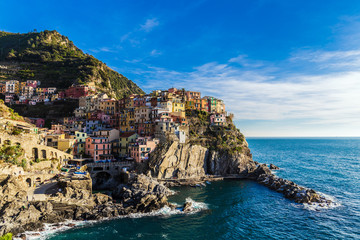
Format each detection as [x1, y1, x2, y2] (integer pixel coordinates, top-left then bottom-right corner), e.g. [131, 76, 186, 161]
[0, 132, 73, 164]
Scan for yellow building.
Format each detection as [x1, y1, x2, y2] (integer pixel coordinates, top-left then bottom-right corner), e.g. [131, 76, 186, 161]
[45, 134, 66, 148]
[58, 138, 76, 153]
[172, 100, 185, 117]
[100, 99, 117, 115]
[20, 82, 26, 93]
[119, 132, 138, 157]
[119, 109, 135, 132]
[185, 100, 196, 111]
[36, 88, 44, 94]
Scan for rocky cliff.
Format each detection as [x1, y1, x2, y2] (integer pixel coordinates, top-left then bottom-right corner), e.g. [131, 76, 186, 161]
[148, 112, 256, 180]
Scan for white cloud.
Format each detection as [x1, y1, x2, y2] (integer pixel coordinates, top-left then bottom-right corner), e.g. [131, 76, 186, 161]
[150, 49, 162, 56]
[128, 50, 360, 130]
[229, 54, 264, 68]
[140, 18, 159, 32]
[88, 47, 116, 53]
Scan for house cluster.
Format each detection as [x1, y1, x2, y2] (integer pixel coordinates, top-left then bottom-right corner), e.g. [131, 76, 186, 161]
[0, 80, 96, 105]
[0, 80, 56, 104]
[5, 83, 228, 164]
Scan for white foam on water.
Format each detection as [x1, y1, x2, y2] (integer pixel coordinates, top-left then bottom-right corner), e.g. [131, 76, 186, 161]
[292, 192, 341, 211]
[14, 198, 208, 240]
[13, 219, 93, 240]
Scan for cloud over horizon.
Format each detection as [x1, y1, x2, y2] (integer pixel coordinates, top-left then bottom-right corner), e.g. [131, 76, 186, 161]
[124, 49, 360, 136]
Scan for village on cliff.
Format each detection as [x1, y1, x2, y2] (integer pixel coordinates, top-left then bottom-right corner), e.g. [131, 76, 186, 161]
[0, 79, 229, 166]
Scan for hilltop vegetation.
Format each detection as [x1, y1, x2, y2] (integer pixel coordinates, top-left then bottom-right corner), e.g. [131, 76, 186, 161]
[0, 30, 144, 98]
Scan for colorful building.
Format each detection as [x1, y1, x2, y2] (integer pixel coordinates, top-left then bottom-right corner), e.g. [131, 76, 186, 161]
[5, 80, 19, 94]
[210, 113, 227, 126]
[119, 132, 138, 157]
[74, 131, 87, 155]
[100, 99, 118, 115]
[185, 91, 201, 100]
[129, 137, 159, 163]
[85, 137, 112, 161]
[65, 85, 89, 99]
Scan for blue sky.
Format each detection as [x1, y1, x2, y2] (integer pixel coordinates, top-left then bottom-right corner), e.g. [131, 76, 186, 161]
[1, 0, 360, 137]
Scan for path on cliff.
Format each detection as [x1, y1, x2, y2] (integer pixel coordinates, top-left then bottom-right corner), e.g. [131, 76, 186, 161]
[27, 182, 58, 201]
[34, 182, 58, 194]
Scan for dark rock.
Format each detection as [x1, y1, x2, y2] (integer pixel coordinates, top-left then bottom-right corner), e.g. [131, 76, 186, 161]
[183, 201, 193, 213]
[270, 164, 280, 170]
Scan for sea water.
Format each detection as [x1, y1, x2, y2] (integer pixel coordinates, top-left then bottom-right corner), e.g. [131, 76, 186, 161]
[37, 138, 360, 239]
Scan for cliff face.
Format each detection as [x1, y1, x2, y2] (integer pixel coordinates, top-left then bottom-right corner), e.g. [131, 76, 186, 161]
[149, 142, 208, 179]
[148, 140, 256, 180]
[148, 114, 256, 180]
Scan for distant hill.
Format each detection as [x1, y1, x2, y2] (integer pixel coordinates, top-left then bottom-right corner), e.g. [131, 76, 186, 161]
[0, 30, 144, 98]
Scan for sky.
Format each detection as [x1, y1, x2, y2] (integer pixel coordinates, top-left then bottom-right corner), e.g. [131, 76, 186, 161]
[1, 0, 360, 137]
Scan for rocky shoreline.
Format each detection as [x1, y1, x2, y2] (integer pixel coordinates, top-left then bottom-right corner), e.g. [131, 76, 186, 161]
[249, 163, 332, 205]
[0, 174, 185, 238]
[1, 164, 334, 239]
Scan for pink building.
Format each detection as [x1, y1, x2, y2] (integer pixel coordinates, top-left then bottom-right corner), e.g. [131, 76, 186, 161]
[129, 137, 159, 163]
[26, 80, 39, 88]
[210, 113, 227, 126]
[85, 137, 112, 161]
[29, 118, 45, 128]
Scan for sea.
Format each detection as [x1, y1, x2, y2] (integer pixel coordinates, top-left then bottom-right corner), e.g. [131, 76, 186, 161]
[25, 138, 360, 239]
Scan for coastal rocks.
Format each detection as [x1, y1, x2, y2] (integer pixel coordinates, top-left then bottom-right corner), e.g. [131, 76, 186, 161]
[148, 142, 208, 179]
[270, 164, 280, 170]
[256, 173, 330, 205]
[207, 150, 256, 176]
[148, 140, 256, 180]
[113, 174, 173, 214]
[246, 164, 272, 179]
[182, 201, 194, 213]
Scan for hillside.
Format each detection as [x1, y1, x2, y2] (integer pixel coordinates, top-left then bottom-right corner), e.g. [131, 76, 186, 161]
[0, 99, 23, 121]
[0, 30, 144, 98]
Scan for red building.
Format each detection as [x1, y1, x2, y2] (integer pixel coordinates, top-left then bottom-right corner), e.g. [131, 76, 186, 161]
[85, 137, 112, 161]
[65, 85, 89, 99]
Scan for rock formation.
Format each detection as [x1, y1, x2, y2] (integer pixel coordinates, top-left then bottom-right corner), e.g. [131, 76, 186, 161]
[0, 173, 175, 237]
[270, 164, 280, 170]
[113, 174, 174, 213]
[148, 115, 256, 180]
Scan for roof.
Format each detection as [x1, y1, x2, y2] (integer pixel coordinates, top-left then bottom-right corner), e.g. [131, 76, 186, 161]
[120, 132, 137, 138]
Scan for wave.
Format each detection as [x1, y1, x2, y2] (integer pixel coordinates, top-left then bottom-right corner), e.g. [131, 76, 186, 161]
[13, 198, 208, 240]
[292, 192, 341, 211]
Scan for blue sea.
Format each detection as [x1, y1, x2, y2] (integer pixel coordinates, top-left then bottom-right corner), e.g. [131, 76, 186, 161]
[42, 138, 360, 239]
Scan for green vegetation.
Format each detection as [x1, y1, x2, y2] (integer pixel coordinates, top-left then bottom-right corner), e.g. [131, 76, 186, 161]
[0, 30, 144, 98]
[0, 100, 24, 121]
[0, 143, 25, 166]
[187, 109, 245, 154]
[0, 233, 12, 240]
